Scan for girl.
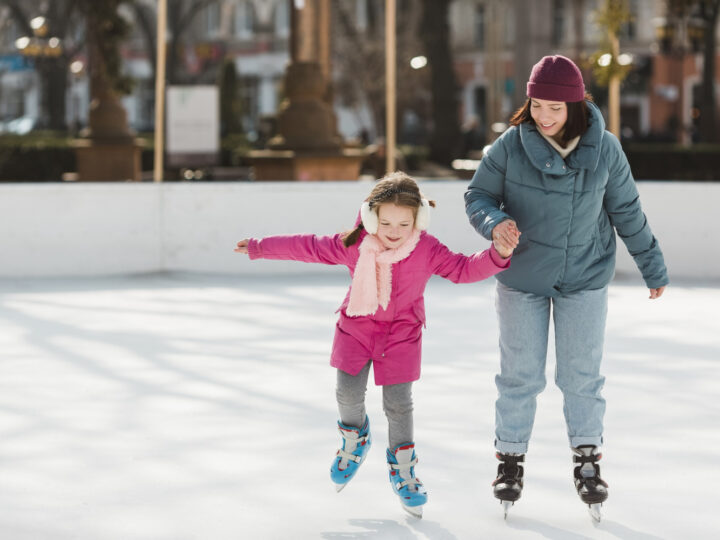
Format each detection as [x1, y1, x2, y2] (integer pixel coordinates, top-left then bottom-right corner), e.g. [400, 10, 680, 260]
[235, 172, 519, 517]
[464, 55, 668, 521]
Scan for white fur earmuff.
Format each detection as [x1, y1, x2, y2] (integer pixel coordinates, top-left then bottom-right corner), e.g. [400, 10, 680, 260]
[415, 198, 430, 231]
[360, 198, 431, 234]
[360, 201, 378, 234]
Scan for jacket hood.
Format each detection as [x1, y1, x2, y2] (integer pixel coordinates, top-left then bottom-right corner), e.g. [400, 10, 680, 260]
[519, 100, 605, 174]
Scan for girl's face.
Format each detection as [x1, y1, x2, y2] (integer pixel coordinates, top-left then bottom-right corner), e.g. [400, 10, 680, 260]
[530, 98, 568, 140]
[376, 203, 415, 249]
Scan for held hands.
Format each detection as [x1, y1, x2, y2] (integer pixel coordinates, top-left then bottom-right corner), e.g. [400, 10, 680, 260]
[234, 239, 250, 255]
[492, 220, 521, 259]
[649, 286, 666, 300]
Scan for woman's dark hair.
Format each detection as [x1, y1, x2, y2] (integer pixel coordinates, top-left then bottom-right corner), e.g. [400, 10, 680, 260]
[508, 93, 594, 147]
[342, 171, 436, 247]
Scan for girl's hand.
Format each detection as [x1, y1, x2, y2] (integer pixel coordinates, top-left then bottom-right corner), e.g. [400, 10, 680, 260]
[492, 220, 521, 258]
[234, 239, 250, 254]
[649, 286, 666, 299]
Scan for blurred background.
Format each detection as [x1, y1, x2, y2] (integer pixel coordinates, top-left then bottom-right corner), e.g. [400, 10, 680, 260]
[0, 0, 718, 183]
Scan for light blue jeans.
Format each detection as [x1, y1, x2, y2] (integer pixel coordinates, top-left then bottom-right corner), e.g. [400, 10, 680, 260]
[494, 282, 608, 454]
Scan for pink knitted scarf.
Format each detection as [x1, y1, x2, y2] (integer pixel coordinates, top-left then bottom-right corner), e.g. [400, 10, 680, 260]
[346, 229, 421, 317]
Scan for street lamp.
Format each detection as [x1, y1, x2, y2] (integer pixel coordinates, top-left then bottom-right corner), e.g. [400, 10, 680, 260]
[14, 16, 63, 58]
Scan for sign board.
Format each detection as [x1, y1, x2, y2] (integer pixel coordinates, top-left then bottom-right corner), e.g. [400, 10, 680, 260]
[166, 85, 219, 167]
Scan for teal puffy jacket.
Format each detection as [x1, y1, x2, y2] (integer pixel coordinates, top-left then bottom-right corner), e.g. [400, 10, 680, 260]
[465, 101, 668, 297]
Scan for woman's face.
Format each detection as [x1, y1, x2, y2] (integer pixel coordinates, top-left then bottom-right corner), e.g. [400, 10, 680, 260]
[530, 98, 568, 139]
[376, 203, 415, 249]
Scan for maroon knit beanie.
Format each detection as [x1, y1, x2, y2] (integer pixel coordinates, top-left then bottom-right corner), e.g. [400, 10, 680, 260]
[526, 55, 585, 103]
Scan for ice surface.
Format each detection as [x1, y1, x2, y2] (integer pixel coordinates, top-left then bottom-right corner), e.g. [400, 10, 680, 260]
[0, 272, 718, 539]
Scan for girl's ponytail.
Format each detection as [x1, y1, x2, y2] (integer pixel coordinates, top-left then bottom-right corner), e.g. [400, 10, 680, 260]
[342, 222, 365, 247]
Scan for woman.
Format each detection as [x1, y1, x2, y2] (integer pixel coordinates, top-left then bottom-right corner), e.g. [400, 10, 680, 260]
[464, 55, 668, 521]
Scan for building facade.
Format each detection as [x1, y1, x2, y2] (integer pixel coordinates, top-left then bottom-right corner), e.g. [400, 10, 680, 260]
[1, 0, 718, 147]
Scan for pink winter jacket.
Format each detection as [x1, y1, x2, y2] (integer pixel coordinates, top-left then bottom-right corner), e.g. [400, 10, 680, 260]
[247, 230, 510, 385]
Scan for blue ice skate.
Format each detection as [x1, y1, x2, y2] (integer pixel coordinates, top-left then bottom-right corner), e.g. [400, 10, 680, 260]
[330, 417, 371, 492]
[387, 443, 428, 518]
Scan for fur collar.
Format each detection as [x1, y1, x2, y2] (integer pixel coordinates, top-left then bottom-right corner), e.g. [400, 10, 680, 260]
[346, 230, 421, 317]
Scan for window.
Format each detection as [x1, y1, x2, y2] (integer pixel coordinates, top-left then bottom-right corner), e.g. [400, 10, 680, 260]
[475, 4, 485, 50]
[619, 0, 638, 41]
[552, 0, 565, 46]
[235, 1, 255, 39]
[274, 0, 289, 38]
[239, 75, 260, 132]
[206, 1, 221, 37]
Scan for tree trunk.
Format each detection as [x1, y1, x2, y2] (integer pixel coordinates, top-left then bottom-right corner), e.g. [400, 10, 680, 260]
[42, 57, 69, 130]
[698, 0, 719, 142]
[420, 0, 461, 165]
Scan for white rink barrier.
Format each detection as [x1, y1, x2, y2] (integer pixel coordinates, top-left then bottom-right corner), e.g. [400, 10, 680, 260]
[0, 180, 717, 281]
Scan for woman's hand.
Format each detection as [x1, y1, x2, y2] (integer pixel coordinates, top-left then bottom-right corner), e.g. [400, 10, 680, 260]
[492, 220, 521, 258]
[649, 286, 666, 299]
[234, 239, 250, 254]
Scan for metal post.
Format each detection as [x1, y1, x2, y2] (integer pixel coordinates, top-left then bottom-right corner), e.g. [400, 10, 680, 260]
[385, 0, 396, 175]
[153, 0, 168, 182]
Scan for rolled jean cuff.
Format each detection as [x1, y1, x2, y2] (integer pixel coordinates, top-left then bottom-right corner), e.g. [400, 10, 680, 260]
[495, 439, 528, 454]
[570, 435, 603, 449]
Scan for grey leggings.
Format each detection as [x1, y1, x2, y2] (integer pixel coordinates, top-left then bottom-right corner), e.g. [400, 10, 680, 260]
[336, 361, 414, 449]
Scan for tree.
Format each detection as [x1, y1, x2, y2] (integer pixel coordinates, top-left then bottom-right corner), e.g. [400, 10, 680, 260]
[0, 0, 85, 130]
[663, 0, 719, 143]
[695, 0, 719, 142]
[333, 0, 429, 143]
[419, 0, 461, 165]
[590, 0, 633, 138]
[74, 0, 135, 143]
[128, 0, 216, 85]
[218, 57, 242, 136]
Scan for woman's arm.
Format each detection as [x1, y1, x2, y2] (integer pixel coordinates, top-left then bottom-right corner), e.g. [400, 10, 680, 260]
[603, 134, 669, 291]
[464, 137, 514, 241]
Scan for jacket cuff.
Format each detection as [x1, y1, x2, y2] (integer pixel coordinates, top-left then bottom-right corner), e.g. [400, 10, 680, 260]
[489, 243, 511, 268]
[247, 238, 263, 260]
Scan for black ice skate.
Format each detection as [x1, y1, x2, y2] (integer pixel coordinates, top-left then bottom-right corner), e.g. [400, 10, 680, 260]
[492, 452, 524, 518]
[572, 445, 609, 522]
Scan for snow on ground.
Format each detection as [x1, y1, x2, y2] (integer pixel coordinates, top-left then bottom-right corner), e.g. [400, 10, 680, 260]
[0, 271, 718, 540]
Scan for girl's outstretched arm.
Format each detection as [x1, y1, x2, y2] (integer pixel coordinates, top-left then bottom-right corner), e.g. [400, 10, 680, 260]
[429, 237, 511, 284]
[235, 233, 353, 266]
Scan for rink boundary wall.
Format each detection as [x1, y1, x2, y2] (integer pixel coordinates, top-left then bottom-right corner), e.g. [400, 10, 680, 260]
[0, 181, 715, 280]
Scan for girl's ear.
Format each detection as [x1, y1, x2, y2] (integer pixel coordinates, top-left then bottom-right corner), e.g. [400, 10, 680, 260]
[415, 198, 430, 231]
[360, 201, 378, 234]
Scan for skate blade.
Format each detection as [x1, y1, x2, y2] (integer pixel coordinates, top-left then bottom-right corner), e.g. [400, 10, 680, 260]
[588, 503, 602, 523]
[501, 500, 514, 519]
[402, 503, 423, 518]
[334, 482, 347, 493]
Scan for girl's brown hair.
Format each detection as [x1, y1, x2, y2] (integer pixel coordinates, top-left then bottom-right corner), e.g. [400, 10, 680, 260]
[509, 93, 594, 147]
[342, 171, 436, 247]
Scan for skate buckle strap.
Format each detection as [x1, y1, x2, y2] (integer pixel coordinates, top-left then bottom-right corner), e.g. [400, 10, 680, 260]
[497, 452, 524, 463]
[573, 452, 602, 465]
[337, 449, 363, 463]
[338, 427, 368, 443]
[388, 457, 421, 490]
